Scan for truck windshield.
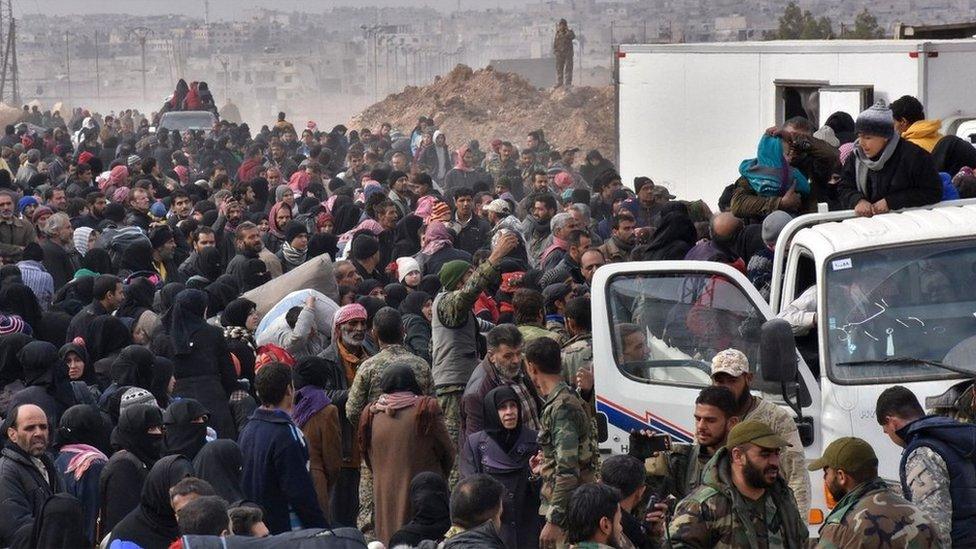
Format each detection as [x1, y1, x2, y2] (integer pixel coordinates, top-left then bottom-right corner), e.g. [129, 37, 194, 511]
[606, 272, 769, 389]
[158, 112, 216, 132]
[825, 240, 976, 384]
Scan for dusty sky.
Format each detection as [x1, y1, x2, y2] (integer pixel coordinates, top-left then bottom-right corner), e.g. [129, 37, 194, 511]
[22, 0, 530, 17]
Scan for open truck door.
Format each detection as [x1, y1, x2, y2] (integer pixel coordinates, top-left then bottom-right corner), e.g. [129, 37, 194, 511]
[591, 260, 821, 454]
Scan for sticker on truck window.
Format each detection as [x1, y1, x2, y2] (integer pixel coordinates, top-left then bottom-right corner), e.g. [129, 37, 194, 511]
[831, 258, 852, 271]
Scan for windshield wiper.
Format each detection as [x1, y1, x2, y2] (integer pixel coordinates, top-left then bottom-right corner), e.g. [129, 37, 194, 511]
[835, 356, 976, 377]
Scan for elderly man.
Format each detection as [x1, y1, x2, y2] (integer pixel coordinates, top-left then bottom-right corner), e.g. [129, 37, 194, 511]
[39, 212, 78, 290]
[540, 212, 579, 270]
[0, 404, 64, 546]
[317, 303, 374, 528]
[0, 191, 37, 259]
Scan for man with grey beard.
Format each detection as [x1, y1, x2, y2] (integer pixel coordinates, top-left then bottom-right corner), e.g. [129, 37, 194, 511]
[317, 303, 373, 528]
[0, 191, 37, 258]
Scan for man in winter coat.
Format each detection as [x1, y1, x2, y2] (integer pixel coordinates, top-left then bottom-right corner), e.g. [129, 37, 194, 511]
[443, 475, 507, 549]
[0, 404, 62, 546]
[239, 363, 326, 534]
[892, 94, 976, 177]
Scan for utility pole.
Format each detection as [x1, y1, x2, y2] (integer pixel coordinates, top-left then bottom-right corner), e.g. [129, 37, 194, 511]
[94, 30, 100, 99]
[216, 55, 230, 98]
[0, 0, 18, 106]
[129, 26, 154, 105]
[64, 32, 71, 104]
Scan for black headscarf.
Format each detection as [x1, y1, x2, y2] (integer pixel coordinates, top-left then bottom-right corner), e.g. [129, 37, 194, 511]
[378, 364, 423, 396]
[84, 315, 132, 362]
[0, 283, 42, 331]
[192, 439, 244, 504]
[220, 298, 255, 328]
[0, 332, 31, 387]
[118, 238, 154, 274]
[331, 195, 362, 235]
[292, 356, 330, 390]
[389, 472, 451, 546]
[189, 247, 223, 282]
[58, 404, 111, 454]
[307, 233, 339, 261]
[163, 398, 209, 460]
[633, 212, 699, 262]
[110, 404, 165, 467]
[59, 342, 96, 386]
[154, 283, 185, 315]
[384, 283, 408, 310]
[18, 341, 76, 411]
[204, 274, 240, 316]
[395, 214, 424, 257]
[81, 248, 113, 275]
[116, 277, 156, 321]
[150, 357, 175, 409]
[109, 454, 194, 549]
[399, 291, 431, 318]
[238, 258, 270, 292]
[418, 274, 441, 296]
[483, 386, 522, 453]
[110, 345, 155, 389]
[249, 177, 270, 211]
[27, 494, 88, 549]
[356, 278, 382, 297]
[164, 289, 208, 355]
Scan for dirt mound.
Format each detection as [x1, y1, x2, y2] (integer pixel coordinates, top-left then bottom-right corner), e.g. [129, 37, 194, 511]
[350, 64, 615, 159]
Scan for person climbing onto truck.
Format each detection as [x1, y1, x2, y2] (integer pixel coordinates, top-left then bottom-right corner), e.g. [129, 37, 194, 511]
[837, 101, 943, 218]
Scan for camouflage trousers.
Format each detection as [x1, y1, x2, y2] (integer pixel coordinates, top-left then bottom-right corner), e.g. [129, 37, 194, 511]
[357, 463, 375, 542]
[436, 385, 465, 489]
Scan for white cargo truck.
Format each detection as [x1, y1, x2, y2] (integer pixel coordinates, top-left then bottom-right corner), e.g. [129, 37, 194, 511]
[592, 199, 976, 531]
[614, 40, 976, 204]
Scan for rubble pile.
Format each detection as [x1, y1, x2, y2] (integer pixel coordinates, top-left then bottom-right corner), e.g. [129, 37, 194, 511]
[350, 64, 616, 159]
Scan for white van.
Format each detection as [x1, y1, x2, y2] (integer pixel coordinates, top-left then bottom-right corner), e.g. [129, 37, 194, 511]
[591, 199, 976, 529]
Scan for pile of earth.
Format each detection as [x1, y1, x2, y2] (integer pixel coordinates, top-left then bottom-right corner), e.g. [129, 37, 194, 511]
[350, 64, 616, 159]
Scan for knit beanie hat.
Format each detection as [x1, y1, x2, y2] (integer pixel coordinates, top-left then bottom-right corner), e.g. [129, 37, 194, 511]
[761, 210, 793, 245]
[439, 259, 472, 291]
[350, 233, 380, 260]
[396, 256, 421, 283]
[855, 101, 895, 139]
[149, 225, 174, 249]
[284, 221, 308, 243]
[120, 387, 159, 412]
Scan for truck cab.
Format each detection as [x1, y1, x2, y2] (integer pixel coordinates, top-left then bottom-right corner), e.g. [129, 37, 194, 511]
[591, 199, 976, 530]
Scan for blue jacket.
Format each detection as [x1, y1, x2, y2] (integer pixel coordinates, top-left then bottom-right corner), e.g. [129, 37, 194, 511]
[239, 407, 327, 534]
[898, 414, 976, 545]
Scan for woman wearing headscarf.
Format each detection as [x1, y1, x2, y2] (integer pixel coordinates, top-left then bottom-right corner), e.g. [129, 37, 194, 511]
[203, 274, 240, 317]
[106, 454, 194, 548]
[394, 213, 424, 258]
[263, 201, 293, 254]
[631, 211, 700, 262]
[384, 283, 408, 310]
[60, 342, 100, 404]
[330, 194, 363, 236]
[276, 221, 310, 273]
[0, 333, 30, 412]
[98, 404, 165, 536]
[23, 494, 88, 549]
[359, 365, 454, 545]
[400, 291, 433, 365]
[460, 386, 542, 548]
[238, 258, 271, 293]
[84, 315, 132, 390]
[444, 143, 489, 196]
[163, 398, 210, 460]
[55, 404, 110, 544]
[248, 177, 270, 213]
[289, 357, 342, 521]
[164, 288, 238, 439]
[73, 227, 96, 258]
[192, 439, 244, 504]
[221, 298, 258, 386]
[8, 340, 77, 427]
[116, 277, 160, 345]
[416, 221, 471, 277]
[387, 472, 452, 548]
[177, 246, 223, 283]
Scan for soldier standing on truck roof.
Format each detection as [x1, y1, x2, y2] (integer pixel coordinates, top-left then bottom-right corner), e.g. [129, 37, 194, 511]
[553, 19, 575, 89]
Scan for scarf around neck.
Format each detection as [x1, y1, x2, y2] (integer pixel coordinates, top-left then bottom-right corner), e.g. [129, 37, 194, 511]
[291, 386, 332, 428]
[280, 241, 307, 266]
[854, 134, 900, 197]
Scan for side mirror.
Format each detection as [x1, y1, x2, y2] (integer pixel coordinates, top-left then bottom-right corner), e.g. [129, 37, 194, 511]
[596, 412, 609, 443]
[761, 318, 798, 383]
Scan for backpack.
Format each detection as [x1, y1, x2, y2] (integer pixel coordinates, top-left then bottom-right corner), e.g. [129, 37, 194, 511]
[100, 226, 150, 267]
[254, 343, 295, 371]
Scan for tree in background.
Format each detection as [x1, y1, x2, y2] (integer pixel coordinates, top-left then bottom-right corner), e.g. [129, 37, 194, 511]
[766, 2, 834, 40]
[841, 9, 886, 39]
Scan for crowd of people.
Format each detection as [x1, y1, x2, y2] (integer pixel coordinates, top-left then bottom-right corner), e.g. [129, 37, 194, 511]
[0, 88, 970, 549]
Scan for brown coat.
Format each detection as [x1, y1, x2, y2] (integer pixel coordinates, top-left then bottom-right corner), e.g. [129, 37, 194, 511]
[299, 404, 343, 520]
[0, 217, 36, 258]
[363, 400, 454, 544]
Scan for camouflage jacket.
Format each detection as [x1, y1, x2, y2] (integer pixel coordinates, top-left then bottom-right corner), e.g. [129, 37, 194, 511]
[902, 446, 951, 548]
[484, 157, 519, 182]
[644, 442, 711, 502]
[561, 333, 592, 386]
[344, 344, 434, 427]
[743, 396, 810, 517]
[667, 448, 808, 549]
[546, 316, 570, 342]
[816, 477, 939, 549]
[538, 381, 600, 527]
[436, 260, 500, 328]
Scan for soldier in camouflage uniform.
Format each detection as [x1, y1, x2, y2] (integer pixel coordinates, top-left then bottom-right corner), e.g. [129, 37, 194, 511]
[345, 307, 434, 540]
[809, 437, 938, 549]
[553, 19, 576, 88]
[561, 296, 595, 417]
[668, 421, 807, 549]
[431, 233, 519, 486]
[525, 336, 600, 548]
[484, 141, 520, 183]
[710, 348, 811, 517]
